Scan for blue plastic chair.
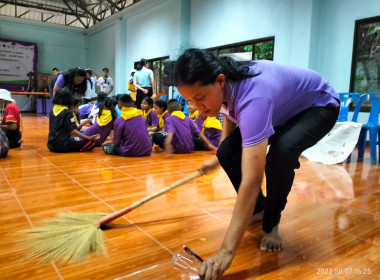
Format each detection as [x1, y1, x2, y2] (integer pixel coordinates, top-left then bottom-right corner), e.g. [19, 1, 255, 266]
[352, 92, 380, 165]
[337, 92, 361, 122]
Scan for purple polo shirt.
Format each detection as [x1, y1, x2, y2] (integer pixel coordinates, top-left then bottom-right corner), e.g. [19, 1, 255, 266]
[113, 115, 152, 157]
[193, 117, 204, 131]
[221, 60, 339, 148]
[54, 74, 65, 88]
[147, 109, 159, 127]
[165, 115, 201, 154]
[203, 127, 222, 149]
[82, 116, 114, 147]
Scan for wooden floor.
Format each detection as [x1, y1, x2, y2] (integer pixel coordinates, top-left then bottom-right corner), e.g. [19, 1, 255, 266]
[1, 114, 379, 280]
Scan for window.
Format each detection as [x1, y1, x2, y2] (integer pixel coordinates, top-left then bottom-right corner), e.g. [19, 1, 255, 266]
[208, 37, 275, 60]
[350, 16, 380, 94]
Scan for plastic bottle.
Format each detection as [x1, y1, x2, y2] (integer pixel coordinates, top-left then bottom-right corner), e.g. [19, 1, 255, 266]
[172, 250, 202, 280]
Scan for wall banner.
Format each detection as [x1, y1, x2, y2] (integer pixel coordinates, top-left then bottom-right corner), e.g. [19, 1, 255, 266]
[0, 38, 38, 91]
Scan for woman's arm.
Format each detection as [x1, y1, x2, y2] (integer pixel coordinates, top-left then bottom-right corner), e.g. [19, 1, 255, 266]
[198, 133, 217, 151]
[133, 77, 148, 93]
[199, 140, 268, 280]
[150, 74, 156, 99]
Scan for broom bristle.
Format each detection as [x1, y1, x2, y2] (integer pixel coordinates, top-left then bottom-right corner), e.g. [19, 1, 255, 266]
[18, 212, 107, 264]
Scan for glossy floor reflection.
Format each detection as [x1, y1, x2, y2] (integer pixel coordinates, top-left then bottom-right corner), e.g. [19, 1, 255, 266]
[0, 114, 379, 280]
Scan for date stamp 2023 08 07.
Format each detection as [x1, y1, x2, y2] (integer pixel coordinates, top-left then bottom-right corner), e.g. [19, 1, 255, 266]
[317, 268, 372, 276]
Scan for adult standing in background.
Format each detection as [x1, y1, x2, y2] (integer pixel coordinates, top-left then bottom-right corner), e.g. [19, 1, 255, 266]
[83, 69, 100, 103]
[49, 67, 60, 100]
[53, 68, 87, 99]
[97, 67, 114, 96]
[128, 69, 137, 101]
[133, 58, 156, 109]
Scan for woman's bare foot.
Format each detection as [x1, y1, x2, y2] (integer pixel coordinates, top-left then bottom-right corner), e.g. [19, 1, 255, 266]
[260, 224, 283, 252]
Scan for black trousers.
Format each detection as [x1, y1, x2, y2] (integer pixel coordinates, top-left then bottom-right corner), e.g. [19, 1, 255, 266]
[152, 132, 167, 148]
[217, 106, 339, 233]
[136, 87, 153, 109]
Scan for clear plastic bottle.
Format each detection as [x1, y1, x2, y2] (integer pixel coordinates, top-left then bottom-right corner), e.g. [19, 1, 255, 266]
[172, 250, 202, 280]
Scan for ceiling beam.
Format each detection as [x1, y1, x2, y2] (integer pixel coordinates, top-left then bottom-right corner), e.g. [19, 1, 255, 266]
[62, 0, 88, 28]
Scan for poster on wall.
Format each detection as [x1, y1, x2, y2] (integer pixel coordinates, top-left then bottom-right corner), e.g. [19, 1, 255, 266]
[0, 38, 38, 92]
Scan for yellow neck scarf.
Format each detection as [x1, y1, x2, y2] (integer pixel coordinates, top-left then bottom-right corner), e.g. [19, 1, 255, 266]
[171, 111, 186, 120]
[202, 117, 223, 133]
[73, 113, 79, 126]
[189, 110, 198, 119]
[158, 110, 168, 128]
[143, 108, 153, 120]
[53, 105, 68, 116]
[120, 107, 143, 120]
[97, 109, 113, 126]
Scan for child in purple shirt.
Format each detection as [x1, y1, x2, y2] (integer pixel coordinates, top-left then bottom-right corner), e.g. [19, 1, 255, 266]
[82, 97, 117, 147]
[174, 48, 340, 279]
[152, 99, 215, 154]
[103, 94, 151, 157]
[193, 111, 222, 151]
[141, 96, 158, 131]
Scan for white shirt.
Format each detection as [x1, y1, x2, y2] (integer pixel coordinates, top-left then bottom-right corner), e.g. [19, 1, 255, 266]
[84, 77, 97, 99]
[97, 76, 113, 93]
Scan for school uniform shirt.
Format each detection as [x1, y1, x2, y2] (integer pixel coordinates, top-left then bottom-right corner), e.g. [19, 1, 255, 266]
[220, 60, 340, 148]
[97, 76, 113, 93]
[82, 113, 114, 147]
[193, 116, 204, 131]
[2, 103, 22, 144]
[84, 77, 97, 99]
[165, 112, 201, 154]
[143, 109, 158, 127]
[79, 102, 93, 119]
[202, 117, 223, 149]
[134, 67, 153, 88]
[47, 106, 77, 152]
[113, 108, 152, 157]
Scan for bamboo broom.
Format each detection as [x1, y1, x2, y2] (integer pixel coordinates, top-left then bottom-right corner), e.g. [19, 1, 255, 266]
[19, 170, 203, 264]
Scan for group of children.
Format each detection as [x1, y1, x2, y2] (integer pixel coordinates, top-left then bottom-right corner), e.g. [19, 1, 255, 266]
[47, 89, 223, 157]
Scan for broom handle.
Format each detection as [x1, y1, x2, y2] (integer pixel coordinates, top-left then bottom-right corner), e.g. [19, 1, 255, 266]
[96, 170, 203, 227]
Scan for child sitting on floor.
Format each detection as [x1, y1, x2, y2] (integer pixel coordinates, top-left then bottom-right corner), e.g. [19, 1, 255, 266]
[193, 110, 222, 151]
[141, 96, 158, 131]
[149, 99, 169, 136]
[153, 99, 216, 154]
[187, 100, 199, 120]
[82, 97, 117, 147]
[47, 88, 100, 153]
[187, 100, 203, 130]
[70, 97, 92, 131]
[0, 89, 23, 149]
[103, 94, 151, 157]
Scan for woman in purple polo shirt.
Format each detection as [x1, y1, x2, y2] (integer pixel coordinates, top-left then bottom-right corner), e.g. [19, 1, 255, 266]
[174, 48, 340, 280]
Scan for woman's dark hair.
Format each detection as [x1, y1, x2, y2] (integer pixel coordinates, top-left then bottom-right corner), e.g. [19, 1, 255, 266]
[174, 48, 258, 86]
[136, 58, 147, 71]
[60, 68, 87, 96]
[98, 97, 117, 121]
[53, 88, 72, 106]
[142, 96, 153, 107]
[154, 99, 167, 111]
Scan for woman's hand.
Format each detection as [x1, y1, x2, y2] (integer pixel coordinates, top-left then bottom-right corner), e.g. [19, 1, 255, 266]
[199, 249, 234, 280]
[198, 157, 219, 174]
[142, 89, 149, 94]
